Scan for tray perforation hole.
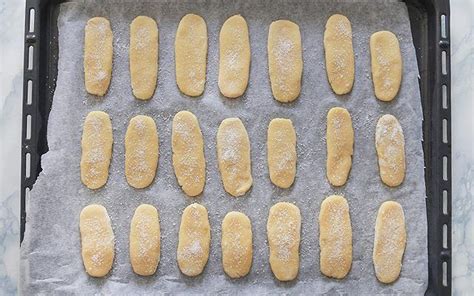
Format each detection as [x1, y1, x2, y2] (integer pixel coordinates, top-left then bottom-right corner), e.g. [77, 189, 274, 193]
[442, 261, 448, 287]
[27, 80, 33, 105]
[25, 187, 31, 211]
[442, 51, 447, 75]
[443, 190, 448, 215]
[29, 8, 35, 33]
[442, 119, 448, 143]
[26, 153, 31, 179]
[443, 224, 448, 249]
[442, 84, 448, 109]
[26, 115, 32, 140]
[28, 46, 34, 70]
[443, 156, 448, 181]
[441, 14, 447, 39]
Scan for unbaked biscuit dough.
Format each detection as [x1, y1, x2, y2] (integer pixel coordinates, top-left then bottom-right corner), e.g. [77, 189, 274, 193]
[84, 17, 113, 96]
[319, 195, 352, 279]
[172, 111, 206, 197]
[373, 201, 406, 284]
[80, 111, 113, 189]
[177, 203, 211, 276]
[218, 15, 251, 98]
[80, 204, 114, 277]
[221, 211, 253, 278]
[324, 14, 354, 95]
[267, 202, 301, 281]
[217, 118, 253, 197]
[125, 115, 159, 189]
[375, 114, 406, 187]
[268, 20, 303, 102]
[267, 118, 297, 188]
[130, 204, 160, 276]
[130, 16, 158, 100]
[326, 107, 354, 186]
[175, 14, 207, 97]
[370, 31, 403, 101]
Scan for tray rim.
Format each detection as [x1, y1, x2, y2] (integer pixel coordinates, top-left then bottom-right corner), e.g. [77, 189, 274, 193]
[20, 0, 452, 294]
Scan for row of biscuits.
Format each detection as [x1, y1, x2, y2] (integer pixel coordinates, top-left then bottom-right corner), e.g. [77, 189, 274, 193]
[80, 199, 406, 284]
[84, 14, 402, 102]
[81, 110, 405, 194]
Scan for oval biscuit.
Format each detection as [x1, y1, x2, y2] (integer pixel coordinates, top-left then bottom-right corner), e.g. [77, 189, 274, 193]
[218, 15, 251, 98]
[375, 114, 406, 187]
[175, 14, 207, 97]
[268, 20, 303, 102]
[319, 195, 352, 279]
[80, 111, 113, 189]
[130, 16, 158, 100]
[125, 115, 159, 189]
[267, 202, 301, 281]
[130, 204, 160, 276]
[172, 111, 206, 197]
[267, 118, 297, 188]
[177, 203, 211, 276]
[373, 201, 406, 284]
[221, 211, 253, 278]
[84, 17, 113, 96]
[217, 118, 253, 197]
[324, 14, 354, 95]
[326, 107, 354, 186]
[370, 31, 402, 101]
[80, 204, 115, 277]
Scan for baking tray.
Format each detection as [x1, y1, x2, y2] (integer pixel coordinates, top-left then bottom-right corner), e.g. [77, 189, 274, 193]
[20, 0, 451, 294]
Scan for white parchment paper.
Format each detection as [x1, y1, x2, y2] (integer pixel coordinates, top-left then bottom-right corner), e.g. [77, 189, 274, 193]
[21, 0, 428, 294]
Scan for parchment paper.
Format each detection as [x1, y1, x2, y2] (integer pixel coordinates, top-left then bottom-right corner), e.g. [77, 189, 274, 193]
[21, 0, 428, 294]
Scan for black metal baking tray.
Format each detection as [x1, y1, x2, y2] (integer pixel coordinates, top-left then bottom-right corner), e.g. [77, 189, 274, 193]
[21, 0, 451, 294]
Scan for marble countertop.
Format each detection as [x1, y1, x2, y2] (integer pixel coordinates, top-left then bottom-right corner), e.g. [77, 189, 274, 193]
[0, 0, 472, 294]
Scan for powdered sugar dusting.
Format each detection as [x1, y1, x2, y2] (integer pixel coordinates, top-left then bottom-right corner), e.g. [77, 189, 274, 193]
[270, 129, 296, 172]
[332, 49, 348, 78]
[325, 200, 350, 265]
[218, 120, 249, 180]
[269, 204, 300, 263]
[133, 26, 152, 50]
[335, 18, 351, 38]
[84, 115, 108, 163]
[221, 128, 243, 164]
[331, 114, 344, 146]
[272, 37, 295, 94]
[376, 115, 403, 145]
[179, 239, 203, 262]
[328, 109, 353, 153]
